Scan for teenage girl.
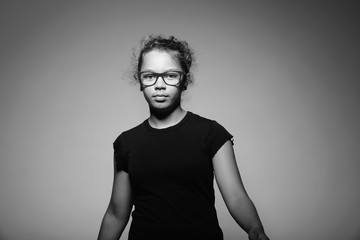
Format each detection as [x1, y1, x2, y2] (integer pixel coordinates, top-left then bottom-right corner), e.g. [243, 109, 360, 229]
[98, 35, 269, 240]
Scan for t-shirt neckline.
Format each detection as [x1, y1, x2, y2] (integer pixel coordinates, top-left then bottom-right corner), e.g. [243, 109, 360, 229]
[144, 111, 192, 133]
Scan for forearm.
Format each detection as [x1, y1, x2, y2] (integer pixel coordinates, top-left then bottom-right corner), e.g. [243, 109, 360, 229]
[226, 195, 264, 234]
[97, 210, 130, 240]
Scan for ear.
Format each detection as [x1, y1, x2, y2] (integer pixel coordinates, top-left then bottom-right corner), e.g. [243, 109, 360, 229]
[183, 73, 191, 90]
[135, 73, 143, 91]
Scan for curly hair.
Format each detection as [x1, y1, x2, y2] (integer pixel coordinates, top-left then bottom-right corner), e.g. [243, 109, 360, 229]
[133, 35, 195, 87]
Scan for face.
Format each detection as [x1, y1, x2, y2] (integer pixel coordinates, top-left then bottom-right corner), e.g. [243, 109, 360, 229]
[140, 49, 184, 112]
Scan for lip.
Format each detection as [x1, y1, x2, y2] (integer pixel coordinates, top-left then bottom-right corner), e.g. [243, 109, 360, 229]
[153, 95, 168, 101]
[153, 94, 168, 97]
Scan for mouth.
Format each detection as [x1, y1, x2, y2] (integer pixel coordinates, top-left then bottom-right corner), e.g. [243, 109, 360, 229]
[153, 95, 168, 101]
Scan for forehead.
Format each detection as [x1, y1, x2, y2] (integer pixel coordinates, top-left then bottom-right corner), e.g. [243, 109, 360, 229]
[141, 50, 181, 71]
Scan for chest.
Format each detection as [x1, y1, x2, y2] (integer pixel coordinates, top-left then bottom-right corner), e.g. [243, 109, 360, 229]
[127, 132, 213, 187]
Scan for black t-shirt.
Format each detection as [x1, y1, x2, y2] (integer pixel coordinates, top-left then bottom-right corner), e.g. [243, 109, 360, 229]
[113, 112, 233, 240]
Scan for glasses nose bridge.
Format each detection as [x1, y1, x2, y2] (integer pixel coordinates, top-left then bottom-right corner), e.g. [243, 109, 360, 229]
[154, 73, 167, 87]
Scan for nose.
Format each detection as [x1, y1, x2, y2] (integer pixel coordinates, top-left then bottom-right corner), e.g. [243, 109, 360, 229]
[154, 76, 166, 89]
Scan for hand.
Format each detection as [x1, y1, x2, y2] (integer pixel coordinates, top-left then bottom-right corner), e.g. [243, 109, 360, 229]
[248, 228, 270, 240]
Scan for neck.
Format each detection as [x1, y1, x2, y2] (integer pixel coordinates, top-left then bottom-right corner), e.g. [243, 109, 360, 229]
[148, 104, 187, 129]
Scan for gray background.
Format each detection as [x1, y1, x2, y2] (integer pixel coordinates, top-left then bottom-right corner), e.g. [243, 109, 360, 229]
[1, 1, 359, 239]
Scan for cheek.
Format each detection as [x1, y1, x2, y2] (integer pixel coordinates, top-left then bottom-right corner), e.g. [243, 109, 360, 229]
[174, 87, 183, 96]
[142, 89, 152, 102]
[171, 87, 183, 97]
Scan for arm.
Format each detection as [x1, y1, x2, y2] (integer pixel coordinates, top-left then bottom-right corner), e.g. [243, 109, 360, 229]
[213, 140, 269, 240]
[97, 157, 133, 240]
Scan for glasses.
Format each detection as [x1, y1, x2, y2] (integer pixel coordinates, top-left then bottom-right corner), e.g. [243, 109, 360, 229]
[138, 71, 184, 87]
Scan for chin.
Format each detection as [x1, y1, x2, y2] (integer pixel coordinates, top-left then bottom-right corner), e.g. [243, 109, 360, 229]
[150, 103, 176, 113]
[151, 106, 170, 112]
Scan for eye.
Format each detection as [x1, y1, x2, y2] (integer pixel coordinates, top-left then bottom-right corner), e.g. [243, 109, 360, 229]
[142, 73, 155, 79]
[165, 72, 179, 79]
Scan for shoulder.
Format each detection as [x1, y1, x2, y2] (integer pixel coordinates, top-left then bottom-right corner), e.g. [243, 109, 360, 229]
[113, 121, 145, 147]
[189, 112, 225, 130]
[189, 112, 233, 157]
[187, 112, 232, 139]
[189, 112, 216, 126]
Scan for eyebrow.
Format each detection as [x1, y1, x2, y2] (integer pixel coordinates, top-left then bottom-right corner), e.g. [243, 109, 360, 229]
[140, 69, 182, 73]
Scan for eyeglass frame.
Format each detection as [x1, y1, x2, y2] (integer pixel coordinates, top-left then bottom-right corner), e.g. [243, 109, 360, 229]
[137, 70, 186, 87]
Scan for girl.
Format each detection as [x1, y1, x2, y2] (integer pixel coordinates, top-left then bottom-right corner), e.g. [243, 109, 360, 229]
[98, 35, 269, 240]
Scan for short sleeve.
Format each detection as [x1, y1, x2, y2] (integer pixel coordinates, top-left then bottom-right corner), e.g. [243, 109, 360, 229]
[113, 135, 129, 172]
[207, 121, 233, 159]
